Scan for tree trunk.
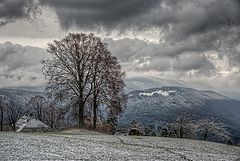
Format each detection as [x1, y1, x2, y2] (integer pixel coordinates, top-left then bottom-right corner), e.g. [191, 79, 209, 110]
[78, 100, 84, 128]
[204, 129, 208, 141]
[0, 119, 2, 131]
[179, 126, 183, 138]
[0, 108, 3, 131]
[9, 116, 16, 132]
[37, 103, 42, 121]
[50, 110, 53, 128]
[93, 94, 97, 129]
[92, 68, 98, 129]
[13, 123, 16, 132]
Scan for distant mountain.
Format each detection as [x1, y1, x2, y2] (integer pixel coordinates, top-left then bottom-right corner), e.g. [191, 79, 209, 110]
[0, 86, 45, 106]
[1, 85, 240, 137]
[118, 86, 240, 136]
[124, 76, 240, 100]
[124, 76, 186, 92]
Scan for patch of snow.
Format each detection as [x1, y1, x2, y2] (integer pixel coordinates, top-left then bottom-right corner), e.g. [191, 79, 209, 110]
[139, 90, 175, 97]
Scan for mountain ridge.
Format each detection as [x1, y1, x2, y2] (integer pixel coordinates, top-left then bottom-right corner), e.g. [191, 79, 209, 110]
[118, 86, 240, 140]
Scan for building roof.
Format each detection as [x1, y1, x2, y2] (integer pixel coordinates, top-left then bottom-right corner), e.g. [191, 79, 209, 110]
[16, 116, 48, 132]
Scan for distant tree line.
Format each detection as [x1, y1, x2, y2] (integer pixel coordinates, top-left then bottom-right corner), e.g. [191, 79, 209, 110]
[126, 112, 233, 144]
[159, 113, 232, 143]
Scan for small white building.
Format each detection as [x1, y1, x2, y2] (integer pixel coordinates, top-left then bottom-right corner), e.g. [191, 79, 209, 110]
[16, 116, 49, 132]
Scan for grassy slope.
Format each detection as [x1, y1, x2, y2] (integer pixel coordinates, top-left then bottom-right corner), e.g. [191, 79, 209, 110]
[0, 131, 239, 161]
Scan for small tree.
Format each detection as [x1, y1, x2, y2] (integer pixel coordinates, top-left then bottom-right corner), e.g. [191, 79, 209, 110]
[44, 102, 63, 128]
[195, 118, 231, 142]
[0, 95, 11, 131]
[6, 101, 22, 131]
[106, 110, 118, 134]
[26, 96, 47, 121]
[170, 112, 194, 138]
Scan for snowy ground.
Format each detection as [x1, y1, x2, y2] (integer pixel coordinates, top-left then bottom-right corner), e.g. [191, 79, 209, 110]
[0, 131, 240, 161]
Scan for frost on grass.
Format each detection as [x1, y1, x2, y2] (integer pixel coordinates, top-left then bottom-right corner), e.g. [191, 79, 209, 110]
[0, 132, 240, 161]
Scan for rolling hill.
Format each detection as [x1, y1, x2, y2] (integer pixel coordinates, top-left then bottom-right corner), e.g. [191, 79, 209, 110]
[118, 86, 240, 140]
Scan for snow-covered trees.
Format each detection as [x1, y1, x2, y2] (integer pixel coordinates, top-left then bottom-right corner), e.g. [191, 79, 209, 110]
[157, 114, 232, 143]
[42, 33, 126, 128]
[195, 118, 231, 142]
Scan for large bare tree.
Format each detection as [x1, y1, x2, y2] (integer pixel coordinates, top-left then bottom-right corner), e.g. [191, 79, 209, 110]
[42, 33, 125, 128]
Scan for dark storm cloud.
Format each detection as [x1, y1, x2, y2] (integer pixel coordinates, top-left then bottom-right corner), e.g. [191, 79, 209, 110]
[0, 0, 240, 94]
[40, 0, 240, 35]
[0, 0, 38, 26]
[41, 0, 240, 66]
[159, 0, 240, 42]
[105, 33, 216, 60]
[40, 0, 160, 29]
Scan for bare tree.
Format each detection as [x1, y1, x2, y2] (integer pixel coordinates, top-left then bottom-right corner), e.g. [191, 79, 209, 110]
[195, 118, 231, 142]
[91, 53, 105, 129]
[91, 51, 126, 129]
[44, 102, 63, 128]
[0, 95, 24, 131]
[0, 95, 11, 131]
[44, 93, 66, 129]
[42, 33, 125, 128]
[104, 56, 126, 116]
[6, 101, 22, 131]
[26, 96, 47, 121]
[42, 33, 102, 128]
[170, 112, 194, 138]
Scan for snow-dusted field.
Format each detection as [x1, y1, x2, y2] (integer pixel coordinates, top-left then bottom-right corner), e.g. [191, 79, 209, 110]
[0, 132, 240, 161]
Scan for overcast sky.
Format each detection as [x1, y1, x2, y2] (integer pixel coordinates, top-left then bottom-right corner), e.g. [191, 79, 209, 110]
[0, 0, 240, 98]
